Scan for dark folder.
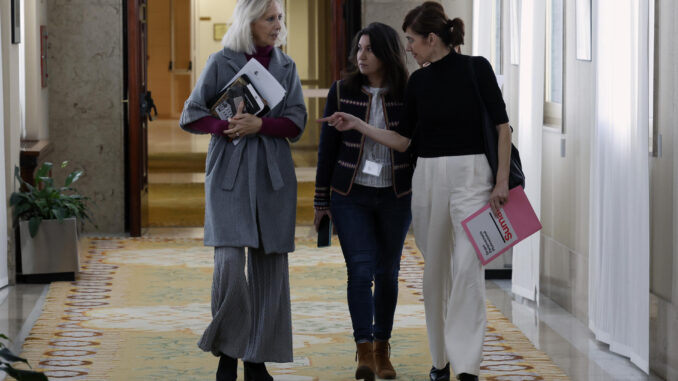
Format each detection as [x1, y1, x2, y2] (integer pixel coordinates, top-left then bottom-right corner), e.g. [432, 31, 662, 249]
[317, 214, 332, 248]
[208, 74, 270, 120]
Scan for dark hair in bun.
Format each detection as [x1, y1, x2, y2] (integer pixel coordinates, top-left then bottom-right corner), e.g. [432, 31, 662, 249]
[402, 1, 464, 47]
[450, 17, 465, 47]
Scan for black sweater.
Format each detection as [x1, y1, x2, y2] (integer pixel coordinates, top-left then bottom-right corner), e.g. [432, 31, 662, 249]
[395, 51, 509, 158]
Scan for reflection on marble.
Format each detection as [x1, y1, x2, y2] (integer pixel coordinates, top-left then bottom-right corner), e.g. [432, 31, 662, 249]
[0, 285, 49, 365]
[148, 119, 210, 154]
[141, 227, 205, 239]
[487, 280, 663, 381]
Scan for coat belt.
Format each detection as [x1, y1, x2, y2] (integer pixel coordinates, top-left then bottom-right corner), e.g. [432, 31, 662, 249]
[219, 136, 285, 192]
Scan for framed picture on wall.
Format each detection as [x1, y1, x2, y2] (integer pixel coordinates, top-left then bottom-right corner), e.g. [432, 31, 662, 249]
[11, 0, 21, 44]
[510, 0, 520, 65]
[576, 0, 592, 61]
[213, 23, 228, 42]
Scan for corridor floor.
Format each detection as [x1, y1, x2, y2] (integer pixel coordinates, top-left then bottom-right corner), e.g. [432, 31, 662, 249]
[2, 229, 660, 380]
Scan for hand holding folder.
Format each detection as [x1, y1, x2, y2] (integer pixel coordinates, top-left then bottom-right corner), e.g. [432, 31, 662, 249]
[462, 186, 542, 265]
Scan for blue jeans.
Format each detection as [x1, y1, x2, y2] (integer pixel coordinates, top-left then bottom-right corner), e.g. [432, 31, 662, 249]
[330, 184, 412, 342]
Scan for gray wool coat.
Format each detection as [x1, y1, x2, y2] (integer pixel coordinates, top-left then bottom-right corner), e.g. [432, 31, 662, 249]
[179, 47, 307, 254]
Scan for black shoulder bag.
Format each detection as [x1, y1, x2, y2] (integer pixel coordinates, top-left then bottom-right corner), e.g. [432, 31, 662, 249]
[468, 57, 525, 189]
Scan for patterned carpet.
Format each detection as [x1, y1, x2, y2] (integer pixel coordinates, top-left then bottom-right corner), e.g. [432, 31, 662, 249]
[17, 236, 569, 380]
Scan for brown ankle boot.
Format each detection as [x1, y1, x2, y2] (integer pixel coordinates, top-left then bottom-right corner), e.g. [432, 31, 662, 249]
[355, 341, 376, 381]
[374, 340, 396, 379]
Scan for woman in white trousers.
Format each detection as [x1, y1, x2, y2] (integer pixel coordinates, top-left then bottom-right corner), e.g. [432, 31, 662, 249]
[320, 3, 512, 380]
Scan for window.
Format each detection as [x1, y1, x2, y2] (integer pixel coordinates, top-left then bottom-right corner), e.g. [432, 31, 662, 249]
[544, 0, 563, 126]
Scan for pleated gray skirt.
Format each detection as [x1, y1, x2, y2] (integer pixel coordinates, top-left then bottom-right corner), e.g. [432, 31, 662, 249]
[198, 246, 293, 363]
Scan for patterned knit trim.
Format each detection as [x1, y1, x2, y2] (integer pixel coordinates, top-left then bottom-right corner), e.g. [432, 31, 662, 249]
[384, 101, 404, 107]
[314, 195, 330, 209]
[340, 99, 369, 107]
[338, 160, 358, 169]
[315, 186, 329, 191]
[393, 163, 411, 170]
[343, 141, 361, 148]
[387, 120, 400, 128]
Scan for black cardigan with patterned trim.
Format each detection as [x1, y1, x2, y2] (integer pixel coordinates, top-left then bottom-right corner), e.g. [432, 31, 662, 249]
[314, 80, 413, 210]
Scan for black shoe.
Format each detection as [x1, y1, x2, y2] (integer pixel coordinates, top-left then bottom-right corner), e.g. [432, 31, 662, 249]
[429, 363, 450, 381]
[243, 361, 273, 381]
[457, 373, 478, 381]
[216, 355, 237, 381]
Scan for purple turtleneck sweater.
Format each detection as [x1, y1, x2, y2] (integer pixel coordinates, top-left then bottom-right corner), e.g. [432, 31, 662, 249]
[186, 45, 299, 138]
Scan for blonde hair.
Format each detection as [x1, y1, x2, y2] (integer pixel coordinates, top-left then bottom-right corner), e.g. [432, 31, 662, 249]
[222, 0, 287, 54]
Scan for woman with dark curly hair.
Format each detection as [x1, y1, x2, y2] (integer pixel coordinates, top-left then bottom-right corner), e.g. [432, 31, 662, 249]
[320, 3, 512, 380]
[314, 22, 412, 381]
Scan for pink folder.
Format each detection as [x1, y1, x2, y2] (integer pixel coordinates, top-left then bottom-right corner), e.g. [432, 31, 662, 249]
[461, 186, 542, 265]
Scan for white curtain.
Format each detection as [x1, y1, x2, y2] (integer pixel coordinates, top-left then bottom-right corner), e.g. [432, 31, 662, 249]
[511, 0, 544, 301]
[0, 13, 8, 288]
[472, 0, 493, 58]
[589, 0, 650, 373]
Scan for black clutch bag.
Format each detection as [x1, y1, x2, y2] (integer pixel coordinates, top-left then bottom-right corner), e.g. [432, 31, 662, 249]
[317, 214, 332, 248]
[468, 57, 526, 190]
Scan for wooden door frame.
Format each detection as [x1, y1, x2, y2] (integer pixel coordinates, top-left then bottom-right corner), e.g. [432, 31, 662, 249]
[125, 0, 146, 237]
[331, 0, 347, 81]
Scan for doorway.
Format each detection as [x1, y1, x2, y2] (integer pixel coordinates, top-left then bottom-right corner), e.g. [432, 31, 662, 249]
[128, 0, 340, 231]
[146, 0, 206, 228]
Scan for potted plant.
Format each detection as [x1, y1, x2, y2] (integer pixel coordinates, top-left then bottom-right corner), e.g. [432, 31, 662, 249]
[0, 333, 47, 380]
[9, 161, 94, 282]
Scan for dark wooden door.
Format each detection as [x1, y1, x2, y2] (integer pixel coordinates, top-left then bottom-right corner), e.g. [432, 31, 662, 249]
[126, 0, 150, 236]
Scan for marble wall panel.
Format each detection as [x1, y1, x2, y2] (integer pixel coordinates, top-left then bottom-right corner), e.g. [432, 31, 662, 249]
[650, 294, 678, 380]
[47, 0, 125, 233]
[540, 233, 588, 324]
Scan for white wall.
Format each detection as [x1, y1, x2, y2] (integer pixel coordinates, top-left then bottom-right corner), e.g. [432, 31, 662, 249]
[649, 0, 678, 378]
[0, 7, 7, 288]
[193, 0, 237, 84]
[537, 0, 596, 321]
[501, 1, 519, 140]
[23, 0, 49, 140]
[1, 0, 24, 286]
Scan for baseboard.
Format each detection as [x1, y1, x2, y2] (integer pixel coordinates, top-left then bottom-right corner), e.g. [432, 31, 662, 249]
[16, 272, 76, 283]
[485, 269, 512, 279]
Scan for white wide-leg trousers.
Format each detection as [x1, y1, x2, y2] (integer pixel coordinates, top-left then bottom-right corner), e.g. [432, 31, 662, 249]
[412, 154, 493, 376]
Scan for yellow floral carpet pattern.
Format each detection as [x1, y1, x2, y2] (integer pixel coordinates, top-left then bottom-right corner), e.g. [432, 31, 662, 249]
[18, 237, 569, 380]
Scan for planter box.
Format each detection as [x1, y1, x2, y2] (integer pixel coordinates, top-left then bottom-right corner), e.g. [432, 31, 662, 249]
[19, 217, 80, 276]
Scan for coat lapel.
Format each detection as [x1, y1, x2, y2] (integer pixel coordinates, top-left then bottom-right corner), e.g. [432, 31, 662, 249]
[221, 48, 247, 74]
[221, 47, 289, 84]
[267, 47, 290, 85]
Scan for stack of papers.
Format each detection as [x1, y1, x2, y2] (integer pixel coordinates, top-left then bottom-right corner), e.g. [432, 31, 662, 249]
[209, 58, 286, 145]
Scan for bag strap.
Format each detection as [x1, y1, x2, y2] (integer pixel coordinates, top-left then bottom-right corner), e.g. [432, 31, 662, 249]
[468, 57, 513, 133]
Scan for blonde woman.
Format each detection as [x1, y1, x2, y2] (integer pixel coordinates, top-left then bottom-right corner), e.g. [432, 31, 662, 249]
[180, 1, 307, 380]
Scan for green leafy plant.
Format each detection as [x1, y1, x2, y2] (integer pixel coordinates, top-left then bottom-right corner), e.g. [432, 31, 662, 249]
[9, 161, 95, 237]
[0, 333, 47, 380]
